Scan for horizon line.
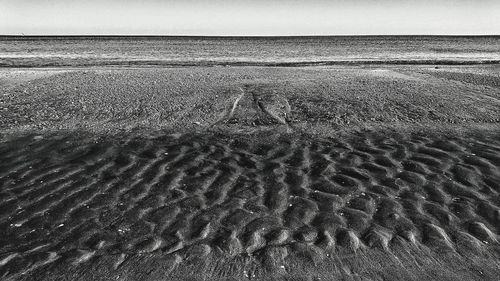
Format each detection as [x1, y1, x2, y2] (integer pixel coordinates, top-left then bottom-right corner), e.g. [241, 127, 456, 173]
[1, 34, 500, 38]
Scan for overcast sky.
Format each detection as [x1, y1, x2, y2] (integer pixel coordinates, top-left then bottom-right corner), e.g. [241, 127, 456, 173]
[1, 0, 499, 35]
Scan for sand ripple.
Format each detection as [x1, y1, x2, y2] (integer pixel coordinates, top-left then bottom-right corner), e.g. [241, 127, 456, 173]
[1, 131, 500, 279]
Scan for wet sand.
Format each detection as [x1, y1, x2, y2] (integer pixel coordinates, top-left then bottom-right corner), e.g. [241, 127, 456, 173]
[1, 65, 500, 280]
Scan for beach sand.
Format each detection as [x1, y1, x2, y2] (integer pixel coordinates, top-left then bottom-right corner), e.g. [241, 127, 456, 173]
[1, 65, 500, 280]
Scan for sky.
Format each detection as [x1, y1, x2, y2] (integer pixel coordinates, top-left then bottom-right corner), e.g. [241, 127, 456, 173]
[1, 0, 499, 35]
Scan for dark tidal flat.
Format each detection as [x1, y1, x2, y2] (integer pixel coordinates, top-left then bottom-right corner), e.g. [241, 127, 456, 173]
[1, 37, 500, 280]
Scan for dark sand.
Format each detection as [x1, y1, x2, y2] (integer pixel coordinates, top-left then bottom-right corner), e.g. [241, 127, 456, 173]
[1, 66, 500, 280]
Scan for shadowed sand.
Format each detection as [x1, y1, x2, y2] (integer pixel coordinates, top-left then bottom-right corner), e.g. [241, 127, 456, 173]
[1, 66, 500, 280]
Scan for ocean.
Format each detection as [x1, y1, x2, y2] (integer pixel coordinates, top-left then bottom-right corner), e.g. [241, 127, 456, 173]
[1, 36, 499, 67]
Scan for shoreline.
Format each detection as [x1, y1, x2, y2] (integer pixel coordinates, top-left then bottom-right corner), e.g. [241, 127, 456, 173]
[2, 59, 500, 69]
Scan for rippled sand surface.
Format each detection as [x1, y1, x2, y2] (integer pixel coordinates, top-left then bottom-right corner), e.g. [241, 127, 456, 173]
[1, 65, 500, 280]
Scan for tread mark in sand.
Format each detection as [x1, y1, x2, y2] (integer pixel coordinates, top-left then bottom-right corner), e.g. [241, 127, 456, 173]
[211, 86, 292, 132]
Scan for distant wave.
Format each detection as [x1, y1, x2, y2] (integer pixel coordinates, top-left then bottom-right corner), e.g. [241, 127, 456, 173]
[1, 59, 500, 68]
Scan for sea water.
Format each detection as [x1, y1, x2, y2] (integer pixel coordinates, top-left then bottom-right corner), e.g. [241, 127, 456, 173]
[1, 36, 499, 67]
